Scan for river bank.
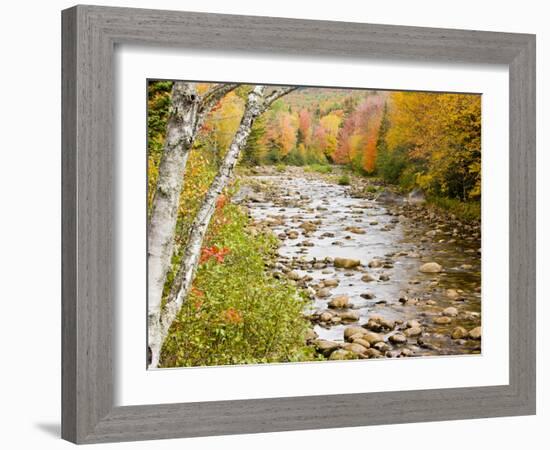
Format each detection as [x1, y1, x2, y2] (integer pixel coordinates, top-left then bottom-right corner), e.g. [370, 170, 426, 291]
[237, 165, 482, 360]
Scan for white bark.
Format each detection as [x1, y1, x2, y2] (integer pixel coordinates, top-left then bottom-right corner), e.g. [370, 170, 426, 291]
[147, 82, 237, 365]
[149, 85, 297, 368]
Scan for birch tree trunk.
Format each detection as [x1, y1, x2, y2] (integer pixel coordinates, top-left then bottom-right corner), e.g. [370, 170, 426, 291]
[147, 82, 237, 365]
[149, 85, 296, 368]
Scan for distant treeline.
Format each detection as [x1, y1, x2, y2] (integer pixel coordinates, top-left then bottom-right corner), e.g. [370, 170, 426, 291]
[149, 82, 481, 202]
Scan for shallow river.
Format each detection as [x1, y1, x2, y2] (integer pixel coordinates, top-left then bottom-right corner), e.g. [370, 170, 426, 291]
[244, 170, 482, 358]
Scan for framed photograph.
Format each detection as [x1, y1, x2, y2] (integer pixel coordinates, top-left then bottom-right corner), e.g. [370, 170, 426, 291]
[62, 5, 536, 444]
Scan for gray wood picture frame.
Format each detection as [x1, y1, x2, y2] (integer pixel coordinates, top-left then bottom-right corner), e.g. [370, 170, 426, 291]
[61, 4, 536, 444]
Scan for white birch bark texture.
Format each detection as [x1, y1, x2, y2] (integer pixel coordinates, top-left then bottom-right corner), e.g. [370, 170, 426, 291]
[147, 82, 237, 364]
[148, 85, 296, 368]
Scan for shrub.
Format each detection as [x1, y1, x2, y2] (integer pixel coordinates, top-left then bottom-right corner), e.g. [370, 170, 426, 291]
[160, 204, 316, 367]
[428, 196, 481, 222]
[284, 148, 305, 166]
[376, 145, 408, 185]
[337, 174, 351, 185]
[275, 163, 286, 173]
[305, 164, 332, 174]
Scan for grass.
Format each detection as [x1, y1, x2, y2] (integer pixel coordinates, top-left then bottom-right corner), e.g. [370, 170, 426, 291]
[337, 174, 351, 186]
[275, 163, 286, 173]
[428, 196, 481, 222]
[304, 164, 333, 174]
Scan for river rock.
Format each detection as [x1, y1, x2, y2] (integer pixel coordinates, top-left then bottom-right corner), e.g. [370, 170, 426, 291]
[379, 273, 390, 281]
[319, 311, 333, 322]
[287, 271, 301, 281]
[446, 289, 460, 299]
[351, 338, 371, 349]
[419, 262, 443, 273]
[406, 319, 421, 329]
[300, 222, 317, 232]
[362, 332, 385, 345]
[365, 316, 394, 332]
[328, 295, 350, 309]
[374, 342, 391, 352]
[468, 326, 482, 340]
[334, 257, 361, 269]
[433, 316, 452, 325]
[338, 310, 360, 322]
[361, 273, 375, 282]
[317, 288, 331, 298]
[305, 329, 318, 342]
[368, 259, 383, 268]
[404, 326, 422, 337]
[329, 349, 357, 360]
[451, 326, 468, 339]
[344, 326, 366, 341]
[345, 226, 366, 235]
[314, 340, 340, 356]
[408, 188, 426, 204]
[343, 343, 369, 355]
[389, 333, 407, 344]
[323, 279, 339, 287]
[366, 348, 383, 358]
[376, 190, 401, 203]
[443, 306, 459, 317]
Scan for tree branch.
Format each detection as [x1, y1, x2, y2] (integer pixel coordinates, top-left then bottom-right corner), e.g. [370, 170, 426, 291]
[261, 86, 298, 112]
[201, 83, 240, 113]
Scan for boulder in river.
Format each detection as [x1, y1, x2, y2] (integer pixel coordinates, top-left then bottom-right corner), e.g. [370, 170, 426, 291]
[314, 340, 340, 356]
[446, 289, 461, 299]
[362, 332, 385, 345]
[443, 307, 459, 317]
[338, 310, 360, 322]
[345, 226, 366, 235]
[451, 326, 468, 340]
[305, 329, 318, 342]
[433, 316, 452, 325]
[407, 188, 426, 204]
[468, 326, 482, 340]
[323, 279, 339, 287]
[351, 337, 371, 349]
[287, 271, 301, 281]
[389, 333, 407, 344]
[316, 288, 331, 298]
[328, 295, 350, 309]
[344, 326, 366, 341]
[334, 257, 361, 269]
[376, 189, 402, 204]
[342, 342, 369, 355]
[419, 262, 443, 273]
[406, 319, 421, 329]
[368, 259, 383, 268]
[361, 273, 375, 282]
[329, 349, 357, 360]
[365, 316, 394, 332]
[404, 326, 422, 337]
[366, 348, 383, 358]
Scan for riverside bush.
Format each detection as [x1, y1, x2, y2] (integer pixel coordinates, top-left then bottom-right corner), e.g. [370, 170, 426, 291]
[160, 203, 317, 367]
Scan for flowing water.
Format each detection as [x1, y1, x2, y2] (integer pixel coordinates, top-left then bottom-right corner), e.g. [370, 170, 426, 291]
[242, 168, 482, 358]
